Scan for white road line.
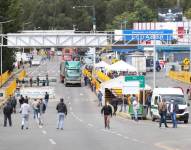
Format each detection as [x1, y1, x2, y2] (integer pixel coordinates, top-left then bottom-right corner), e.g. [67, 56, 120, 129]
[87, 123, 94, 127]
[132, 139, 139, 142]
[80, 93, 84, 96]
[124, 136, 129, 139]
[42, 130, 47, 134]
[116, 133, 122, 137]
[49, 139, 56, 145]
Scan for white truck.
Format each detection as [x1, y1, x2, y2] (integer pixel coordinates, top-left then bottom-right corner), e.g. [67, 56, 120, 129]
[126, 55, 146, 75]
[150, 87, 189, 124]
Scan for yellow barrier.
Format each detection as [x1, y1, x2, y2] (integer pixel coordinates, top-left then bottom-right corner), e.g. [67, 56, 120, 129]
[5, 79, 17, 98]
[18, 70, 27, 81]
[96, 71, 110, 82]
[168, 71, 191, 84]
[0, 71, 12, 87]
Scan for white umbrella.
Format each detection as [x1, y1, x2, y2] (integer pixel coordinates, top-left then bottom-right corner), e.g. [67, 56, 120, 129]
[95, 61, 110, 68]
[108, 60, 137, 72]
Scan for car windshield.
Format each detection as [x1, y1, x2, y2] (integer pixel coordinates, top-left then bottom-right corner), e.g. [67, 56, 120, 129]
[161, 94, 186, 105]
[67, 69, 80, 74]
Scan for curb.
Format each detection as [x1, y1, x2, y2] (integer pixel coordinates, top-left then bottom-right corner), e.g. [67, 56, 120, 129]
[116, 112, 132, 119]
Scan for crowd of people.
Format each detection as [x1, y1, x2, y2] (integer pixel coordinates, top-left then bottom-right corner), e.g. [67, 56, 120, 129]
[3, 92, 68, 130]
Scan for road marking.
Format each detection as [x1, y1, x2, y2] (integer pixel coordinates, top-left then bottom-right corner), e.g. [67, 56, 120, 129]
[87, 123, 94, 127]
[116, 133, 122, 137]
[70, 107, 72, 111]
[132, 138, 139, 142]
[39, 125, 43, 129]
[80, 93, 84, 96]
[155, 142, 175, 150]
[49, 139, 56, 145]
[124, 136, 129, 139]
[42, 130, 47, 134]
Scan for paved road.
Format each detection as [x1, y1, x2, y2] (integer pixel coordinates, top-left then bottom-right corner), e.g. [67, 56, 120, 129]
[0, 57, 191, 150]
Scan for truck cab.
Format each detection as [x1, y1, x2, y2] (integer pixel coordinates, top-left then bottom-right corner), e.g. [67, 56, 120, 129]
[150, 88, 189, 123]
[64, 61, 82, 87]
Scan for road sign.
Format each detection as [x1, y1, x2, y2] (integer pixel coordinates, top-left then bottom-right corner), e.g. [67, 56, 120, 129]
[122, 30, 173, 41]
[125, 76, 145, 88]
[122, 81, 140, 94]
[183, 58, 190, 65]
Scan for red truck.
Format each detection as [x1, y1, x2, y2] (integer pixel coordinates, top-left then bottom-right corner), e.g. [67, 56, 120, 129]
[60, 48, 79, 83]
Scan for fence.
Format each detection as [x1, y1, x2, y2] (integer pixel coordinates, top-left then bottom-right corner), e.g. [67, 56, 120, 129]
[168, 71, 191, 84]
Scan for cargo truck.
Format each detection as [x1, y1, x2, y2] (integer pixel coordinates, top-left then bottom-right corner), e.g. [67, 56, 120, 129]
[126, 55, 146, 75]
[60, 61, 82, 86]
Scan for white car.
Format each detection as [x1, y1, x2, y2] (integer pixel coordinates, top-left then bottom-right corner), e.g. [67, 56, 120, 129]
[32, 56, 42, 66]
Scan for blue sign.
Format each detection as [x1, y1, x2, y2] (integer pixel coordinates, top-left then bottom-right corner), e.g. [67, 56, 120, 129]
[123, 30, 173, 41]
[156, 46, 190, 52]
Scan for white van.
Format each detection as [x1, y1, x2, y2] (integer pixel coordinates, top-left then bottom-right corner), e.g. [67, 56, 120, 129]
[150, 88, 189, 123]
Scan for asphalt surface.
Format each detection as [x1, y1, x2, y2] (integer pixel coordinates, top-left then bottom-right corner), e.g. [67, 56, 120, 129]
[0, 57, 191, 150]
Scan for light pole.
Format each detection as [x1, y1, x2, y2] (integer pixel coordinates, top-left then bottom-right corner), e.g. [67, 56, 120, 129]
[22, 22, 31, 30]
[73, 5, 96, 33]
[0, 19, 15, 86]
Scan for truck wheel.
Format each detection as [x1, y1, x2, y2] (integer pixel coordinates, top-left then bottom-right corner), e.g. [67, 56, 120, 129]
[151, 113, 156, 122]
[184, 120, 188, 124]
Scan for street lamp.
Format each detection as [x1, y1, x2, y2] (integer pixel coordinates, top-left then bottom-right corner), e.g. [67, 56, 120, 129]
[22, 22, 31, 30]
[73, 5, 96, 33]
[0, 19, 15, 86]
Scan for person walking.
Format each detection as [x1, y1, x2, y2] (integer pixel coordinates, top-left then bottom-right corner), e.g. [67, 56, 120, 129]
[19, 95, 25, 107]
[168, 100, 178, 128]
[37, 76, 40, 86]
[32, 99, 39, 119]
[37, 99, 46, 126]
[101, 102, 112, 129]
[3, 102, 13, 127]
[56, 98, 67, 130]
[29, 77, 33, 87]
[44, 92, 49, 107]
[98, 90, 103, 107]
[46, 74, 49, 86]
[20, 100, 30, 130]
[132, 96, 139, 121]
[11, 96, 17, 113]
[84, 75, 88, 86]
[158, 99, 168, 128]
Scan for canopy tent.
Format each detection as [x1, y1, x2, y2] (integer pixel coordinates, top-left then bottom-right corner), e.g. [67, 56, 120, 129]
[107, 60, 137, 72]
[100, 76, 151, 105]
[95, 61, 110, 68]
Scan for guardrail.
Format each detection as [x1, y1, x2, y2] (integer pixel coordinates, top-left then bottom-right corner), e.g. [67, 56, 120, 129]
[18, 70, 27, 81]
[168, 71, 191, 84]
[0, 71, 12, 87]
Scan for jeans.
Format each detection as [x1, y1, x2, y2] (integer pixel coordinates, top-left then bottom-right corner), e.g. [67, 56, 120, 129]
[159, 112, 168, 127]
[104, 115, 110, 129]
[57, 113, 65, 129]
[171, 112, 177, 128]
[22, 114, 29, 128]
[44, 100, 48, 108]
[4, 114, 12, 127]
[133, 108, 138, 121]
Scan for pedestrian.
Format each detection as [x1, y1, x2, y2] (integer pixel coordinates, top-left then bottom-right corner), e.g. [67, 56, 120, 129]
[19, 95, 25, 107]
[158, 99, 168, 128]
[56, 98, 67, 130]
[37, 76, 40, 86]
[146, 92, 152, 115]
[168, 100, 178, 128]
[32, 99, 39, 119]
[101, 102, 112, 129]
[37, 99, 46, 126]
[29, 77, 33, 87]
[29, 58, 32, 67]
[123, 97, 128, 112]
[20, 99, 30, 130]
[111, 99, 118, 116]
[44, 92, 49, 107]
[132, 96, 139, 121]
[3, 102, 13, 127]
[25, 96, 29, 104]
[11, 96, 17, 113]
[97, 90, 103, 107]
[46, 74, 49, 86]
[84, 75, 88, 86]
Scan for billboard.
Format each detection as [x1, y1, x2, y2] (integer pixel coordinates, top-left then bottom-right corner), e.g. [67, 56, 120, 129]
[158, 7, 183, 22]
[122, 30, 173, 41]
